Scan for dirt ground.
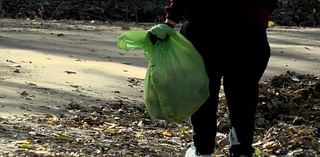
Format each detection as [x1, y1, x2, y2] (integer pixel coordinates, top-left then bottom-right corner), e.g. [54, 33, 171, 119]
[0, 19, 319, 156]
[1, 19, 319, 117]
[0, 19, 148, 118]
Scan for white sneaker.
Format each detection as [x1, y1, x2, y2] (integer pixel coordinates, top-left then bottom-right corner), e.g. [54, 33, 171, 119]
[184, 145, 212, 157]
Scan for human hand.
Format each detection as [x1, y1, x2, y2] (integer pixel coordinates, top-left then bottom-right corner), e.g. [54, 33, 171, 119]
[148, 23, 174, 44]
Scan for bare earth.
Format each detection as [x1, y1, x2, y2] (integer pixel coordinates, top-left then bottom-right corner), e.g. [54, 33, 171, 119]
[0, 19, 319, 156]
[0, 19, 148, 118]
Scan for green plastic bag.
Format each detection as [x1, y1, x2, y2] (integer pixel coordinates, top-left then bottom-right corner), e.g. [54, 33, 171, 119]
[117, 24, 209, 122]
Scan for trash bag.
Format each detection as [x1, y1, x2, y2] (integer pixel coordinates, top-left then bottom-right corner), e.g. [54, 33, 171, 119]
[116, 24, 209, 122]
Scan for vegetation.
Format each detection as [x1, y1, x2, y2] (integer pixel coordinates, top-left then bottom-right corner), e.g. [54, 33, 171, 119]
[0, 0, 320, 26]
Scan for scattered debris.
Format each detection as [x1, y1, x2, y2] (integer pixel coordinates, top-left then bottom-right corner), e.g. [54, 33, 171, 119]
[127, 77, 143, 87]
[112, 90, 121, 94]
[0, 71, 319, 156]
[13, 69, 21, 73]
[218, 71, 320, 156]
[9, 64, 22, 68]
[26, 82, 37, 86]
[6, 59, 16, 63]
[64, 70, 77, 74]
[56, 33, 64, 37]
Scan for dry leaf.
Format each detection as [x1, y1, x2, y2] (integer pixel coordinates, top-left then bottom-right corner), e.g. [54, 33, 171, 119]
[135, 131, 145, 138]
[16, 140, 35, 149]
[162, 130, 173, 137]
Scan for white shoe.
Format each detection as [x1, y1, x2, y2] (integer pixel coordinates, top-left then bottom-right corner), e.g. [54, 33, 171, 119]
[184, 145, 212, 157]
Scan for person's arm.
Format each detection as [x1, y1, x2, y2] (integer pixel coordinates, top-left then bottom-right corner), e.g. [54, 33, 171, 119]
[164, 0, 185, 26]
[148, 0, 185, 43]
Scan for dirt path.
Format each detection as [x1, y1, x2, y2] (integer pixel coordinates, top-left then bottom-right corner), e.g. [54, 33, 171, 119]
[1, 19, 319, 117]
[0, 19, 319, 156]
[265, 26, 320, 80]
[0, 19, 148, 118]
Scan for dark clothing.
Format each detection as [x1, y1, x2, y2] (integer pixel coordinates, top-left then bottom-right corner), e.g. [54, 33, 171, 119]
[165, 0, 278, 28]
[164, 1, 276, 155]
[179, 22, 270, 155]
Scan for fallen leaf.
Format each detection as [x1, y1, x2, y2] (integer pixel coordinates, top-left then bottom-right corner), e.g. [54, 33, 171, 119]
[53, 133, 72, 141]
[162, 130, 173, 137]
[82, 122, 90, 128]
[47, 116, 59, 125]
[135, 131, 145, 138]
[255, 147, 262, 156]
[16, 140, 35, 149]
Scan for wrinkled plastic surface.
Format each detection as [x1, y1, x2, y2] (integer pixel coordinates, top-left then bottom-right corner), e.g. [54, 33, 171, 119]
[117, 24, 209, 122]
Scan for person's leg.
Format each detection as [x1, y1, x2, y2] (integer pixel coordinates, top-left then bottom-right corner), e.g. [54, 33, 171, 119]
[180, 21, 222, 155]
[190, 77, 221, 154]
[223, 26, 270, 156]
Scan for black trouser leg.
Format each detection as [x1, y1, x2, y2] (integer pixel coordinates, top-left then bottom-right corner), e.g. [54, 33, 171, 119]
[191, 75, 222, 154]
[180, 21, 222, 154]
[180, 21, 270, 155]
[224, 76, 260, 156]
[223, 27, 270, 156]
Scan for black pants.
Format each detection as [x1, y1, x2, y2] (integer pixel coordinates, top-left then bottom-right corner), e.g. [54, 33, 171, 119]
[180, 22, 270, 156]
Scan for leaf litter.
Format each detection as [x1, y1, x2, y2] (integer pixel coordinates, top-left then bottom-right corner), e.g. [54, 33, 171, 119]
[0, 71, 319, 156]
